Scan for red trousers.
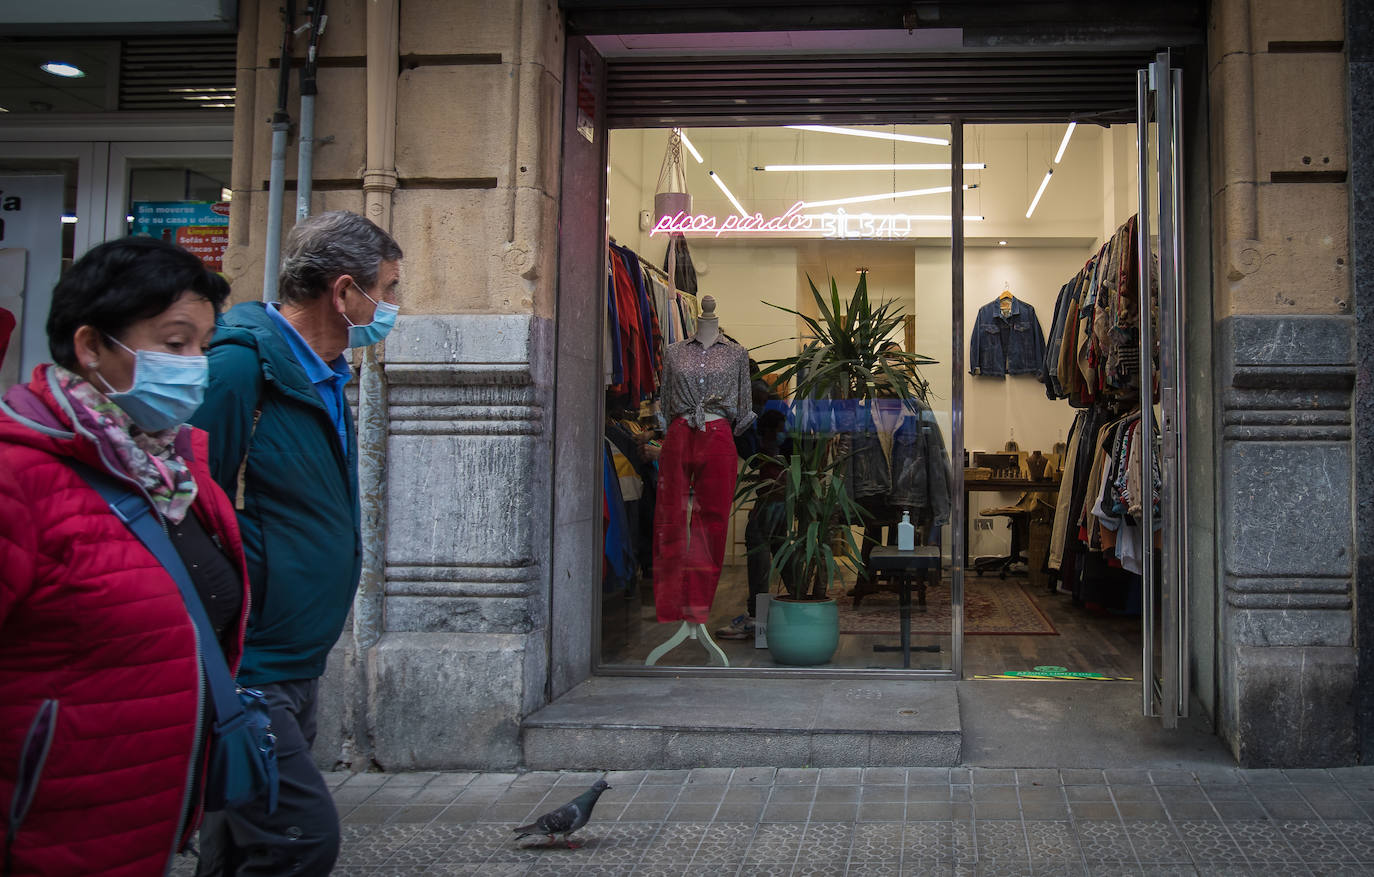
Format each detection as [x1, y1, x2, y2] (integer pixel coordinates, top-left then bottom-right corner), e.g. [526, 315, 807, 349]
[653, 418, 738, 623]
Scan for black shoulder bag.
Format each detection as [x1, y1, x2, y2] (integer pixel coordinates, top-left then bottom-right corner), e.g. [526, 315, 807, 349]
[74, 462, 278, 814]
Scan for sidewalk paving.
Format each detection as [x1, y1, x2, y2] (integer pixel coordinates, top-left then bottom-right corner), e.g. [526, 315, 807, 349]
[176, 765, 1374, 876]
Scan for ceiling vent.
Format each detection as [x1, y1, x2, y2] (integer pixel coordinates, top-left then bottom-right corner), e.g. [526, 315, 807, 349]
[119, 36, 236, 112]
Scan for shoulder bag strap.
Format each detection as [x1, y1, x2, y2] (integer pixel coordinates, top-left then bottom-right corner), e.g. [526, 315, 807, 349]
[70, 461, 246, 730]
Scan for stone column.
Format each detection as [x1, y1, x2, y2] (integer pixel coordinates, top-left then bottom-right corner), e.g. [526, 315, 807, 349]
[1209, 0, 1357, 765]
[363, 0, 565, 769]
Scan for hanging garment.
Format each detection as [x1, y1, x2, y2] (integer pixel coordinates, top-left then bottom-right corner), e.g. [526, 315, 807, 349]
[664, 233, 698, 294]
[609, 248, 656, 403]
[605, 255, 624, 387]
[845, 398, 952, 527]
[652, 418, 738, 622]
[968, 296, 1047, 378]
[603, 444, 636, 594]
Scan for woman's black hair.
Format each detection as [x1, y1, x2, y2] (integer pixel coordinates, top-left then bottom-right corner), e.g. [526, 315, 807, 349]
[46, 236, 230, 368]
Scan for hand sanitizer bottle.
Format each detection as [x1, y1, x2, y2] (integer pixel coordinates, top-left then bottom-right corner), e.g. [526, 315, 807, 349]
[897, 509, 915, 551]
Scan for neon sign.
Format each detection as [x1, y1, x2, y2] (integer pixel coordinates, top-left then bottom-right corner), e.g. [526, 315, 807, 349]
[649, 200, 980, 240]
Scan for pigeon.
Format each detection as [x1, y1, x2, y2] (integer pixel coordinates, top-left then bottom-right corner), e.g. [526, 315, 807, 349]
[513, 779, 611, 849]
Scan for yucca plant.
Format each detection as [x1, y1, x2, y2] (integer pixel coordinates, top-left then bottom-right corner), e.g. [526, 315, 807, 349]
[737, 274, 935, 601]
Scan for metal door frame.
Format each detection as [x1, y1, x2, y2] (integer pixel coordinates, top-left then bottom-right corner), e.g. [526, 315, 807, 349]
[1137, 50, 1189, 726]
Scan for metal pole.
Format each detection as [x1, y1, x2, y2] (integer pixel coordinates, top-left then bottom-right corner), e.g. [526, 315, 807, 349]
[296, 1, 326, 222]
[951, 121, 965, 679]
[263, 0, 295, 302]
[1153, 51, 1180, 728]
[1171, 66, 1190, 718]
[1137, 66, 1156, 717]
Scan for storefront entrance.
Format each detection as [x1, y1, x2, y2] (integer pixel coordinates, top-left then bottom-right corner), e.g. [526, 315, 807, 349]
[551, 35, 1208, 739]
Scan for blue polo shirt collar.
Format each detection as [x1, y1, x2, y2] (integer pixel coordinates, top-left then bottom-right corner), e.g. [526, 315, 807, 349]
[265, 302, 352, 390]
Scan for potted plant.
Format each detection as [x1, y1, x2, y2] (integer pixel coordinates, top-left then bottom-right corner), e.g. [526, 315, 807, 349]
[739, 273, 935, 666]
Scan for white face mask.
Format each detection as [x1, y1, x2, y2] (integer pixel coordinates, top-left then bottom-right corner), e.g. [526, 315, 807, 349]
[94, 337, 208, 432]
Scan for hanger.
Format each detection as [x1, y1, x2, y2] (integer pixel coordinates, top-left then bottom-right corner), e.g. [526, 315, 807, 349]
[998, 281, 1013, 303]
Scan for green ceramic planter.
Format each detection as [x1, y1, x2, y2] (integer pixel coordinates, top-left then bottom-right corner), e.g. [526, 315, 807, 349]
[766, 597, 840, 666]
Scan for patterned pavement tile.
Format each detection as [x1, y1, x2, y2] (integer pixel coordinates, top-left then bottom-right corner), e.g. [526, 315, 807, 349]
[1023, 821, 1079, 861]
[971, 860, 1036, 876]
[689, 840, 747, 865]
[1080, 863, 1143, 877]
[976, 820, 1030, 860]
[1172, 819, 1243, 862]
[1074, 821, 1135, 861]
[1225, 820, 1301, 864]
[903, 819, 958, 860]
[1321, 820, 1374, 861]
[1122, 821, 1190, 864]
[1277, 820, 1357, 862]
[849, 822, 904, 861]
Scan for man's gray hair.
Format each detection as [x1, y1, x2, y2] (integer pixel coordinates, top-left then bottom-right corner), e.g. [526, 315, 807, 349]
[277, 210, 404, 304]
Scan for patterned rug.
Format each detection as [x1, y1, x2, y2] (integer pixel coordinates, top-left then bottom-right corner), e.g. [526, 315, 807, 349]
[834, 576, 1058, 636]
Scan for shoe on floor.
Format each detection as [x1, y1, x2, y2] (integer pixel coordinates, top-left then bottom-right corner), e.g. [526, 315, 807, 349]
[715, 614, 756, 640]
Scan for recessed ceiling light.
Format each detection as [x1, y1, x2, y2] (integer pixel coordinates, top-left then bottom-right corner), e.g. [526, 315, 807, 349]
[40, 61, 86, 78]
[998, 240, 1008, 246]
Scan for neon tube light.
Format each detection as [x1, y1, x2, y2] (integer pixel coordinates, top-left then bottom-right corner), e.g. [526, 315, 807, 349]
[649, 201, 983, 240]
[785, 125, 949, 147]
[1025, 169, 1053, 218]
[801, 184, 975, 210]
[708, 170, 749, 218]
[678, 130, 704, 164]
[1054, 122, 1076, 164]
[757, 163, 987, 172]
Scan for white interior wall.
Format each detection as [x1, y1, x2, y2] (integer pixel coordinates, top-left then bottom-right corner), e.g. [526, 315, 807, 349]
[605, 122, 1138, 563]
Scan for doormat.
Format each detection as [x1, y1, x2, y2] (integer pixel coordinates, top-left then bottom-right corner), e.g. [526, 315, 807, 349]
[834, 579, 1057, 636]
[973, 665, 1134, 681]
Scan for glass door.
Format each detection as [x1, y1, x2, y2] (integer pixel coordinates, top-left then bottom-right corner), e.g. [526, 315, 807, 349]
[1137, 51, 1188, 726]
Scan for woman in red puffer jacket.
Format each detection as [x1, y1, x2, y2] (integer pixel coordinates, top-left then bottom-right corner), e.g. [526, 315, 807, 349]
[0, 237, 249, 877]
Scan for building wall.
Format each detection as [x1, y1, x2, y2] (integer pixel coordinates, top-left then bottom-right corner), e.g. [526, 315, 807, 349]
[1208, 0, 1358, 765]
[224, 0, 1363, 768]
[227, 0, 565, 769]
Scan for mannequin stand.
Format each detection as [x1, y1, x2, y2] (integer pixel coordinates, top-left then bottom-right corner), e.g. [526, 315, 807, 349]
[645, 621, 729, 667]
[646, 477, 730, 667]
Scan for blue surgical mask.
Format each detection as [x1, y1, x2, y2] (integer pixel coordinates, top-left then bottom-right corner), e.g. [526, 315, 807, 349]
[345, 282, 399, 348]
[96, 338, 208, 433]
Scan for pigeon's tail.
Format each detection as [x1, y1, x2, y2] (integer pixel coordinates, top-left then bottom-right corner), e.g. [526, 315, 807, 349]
[513, 824, 540, 836]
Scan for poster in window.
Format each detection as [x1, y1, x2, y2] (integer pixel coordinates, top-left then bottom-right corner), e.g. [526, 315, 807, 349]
[131, 201, 230, 272]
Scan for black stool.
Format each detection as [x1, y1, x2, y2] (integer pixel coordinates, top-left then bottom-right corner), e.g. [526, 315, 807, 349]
[866, 546, 943, 668]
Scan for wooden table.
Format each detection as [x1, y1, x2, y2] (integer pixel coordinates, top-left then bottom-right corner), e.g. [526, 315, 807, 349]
[963, 477, 1061, 568]
[866, 546, 942, 668]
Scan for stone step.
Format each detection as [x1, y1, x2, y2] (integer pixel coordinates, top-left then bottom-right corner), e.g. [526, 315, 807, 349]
[522, 676, 961, 770]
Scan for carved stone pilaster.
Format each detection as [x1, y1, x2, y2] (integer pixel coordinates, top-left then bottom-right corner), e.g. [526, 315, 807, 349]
[1219, 314, 1357, 765]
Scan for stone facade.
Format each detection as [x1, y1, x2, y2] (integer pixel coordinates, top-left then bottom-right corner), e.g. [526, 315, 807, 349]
[219, 0, 1365, 768]
[1208, 0, 1358, 765]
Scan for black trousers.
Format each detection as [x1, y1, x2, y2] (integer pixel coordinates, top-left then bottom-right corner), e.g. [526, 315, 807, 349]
[194, 678, 340, 876]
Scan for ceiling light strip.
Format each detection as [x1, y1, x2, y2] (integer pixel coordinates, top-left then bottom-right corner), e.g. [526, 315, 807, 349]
[757, 163, 987, 172]
[801, 184, 975, 210]
[678, 130, 704, 164]
[1025, 169, 1053, 219]
[708, 170, 749, 218]
[1054, 122, 1076, 164]
[785, 125, 949, 147]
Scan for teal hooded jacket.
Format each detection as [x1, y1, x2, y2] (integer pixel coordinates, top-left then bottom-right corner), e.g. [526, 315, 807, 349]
[190, 301, 361, 687]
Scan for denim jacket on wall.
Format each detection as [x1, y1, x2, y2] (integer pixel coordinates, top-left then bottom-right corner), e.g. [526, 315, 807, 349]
[969, 296, 1047, 378]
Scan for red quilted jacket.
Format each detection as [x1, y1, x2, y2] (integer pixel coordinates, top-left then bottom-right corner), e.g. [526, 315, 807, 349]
[0, 366, 250, 877]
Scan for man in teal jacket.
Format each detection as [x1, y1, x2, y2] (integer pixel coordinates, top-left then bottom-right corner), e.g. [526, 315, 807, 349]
[191, 210, 402, 876]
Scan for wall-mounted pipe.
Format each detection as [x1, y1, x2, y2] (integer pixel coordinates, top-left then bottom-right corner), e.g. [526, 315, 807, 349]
[263, 0, 296, 302]
[296, 1, 327, 222]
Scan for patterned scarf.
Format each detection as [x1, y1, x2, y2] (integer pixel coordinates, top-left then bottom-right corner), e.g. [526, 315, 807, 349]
[53, 365, 198, 523]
